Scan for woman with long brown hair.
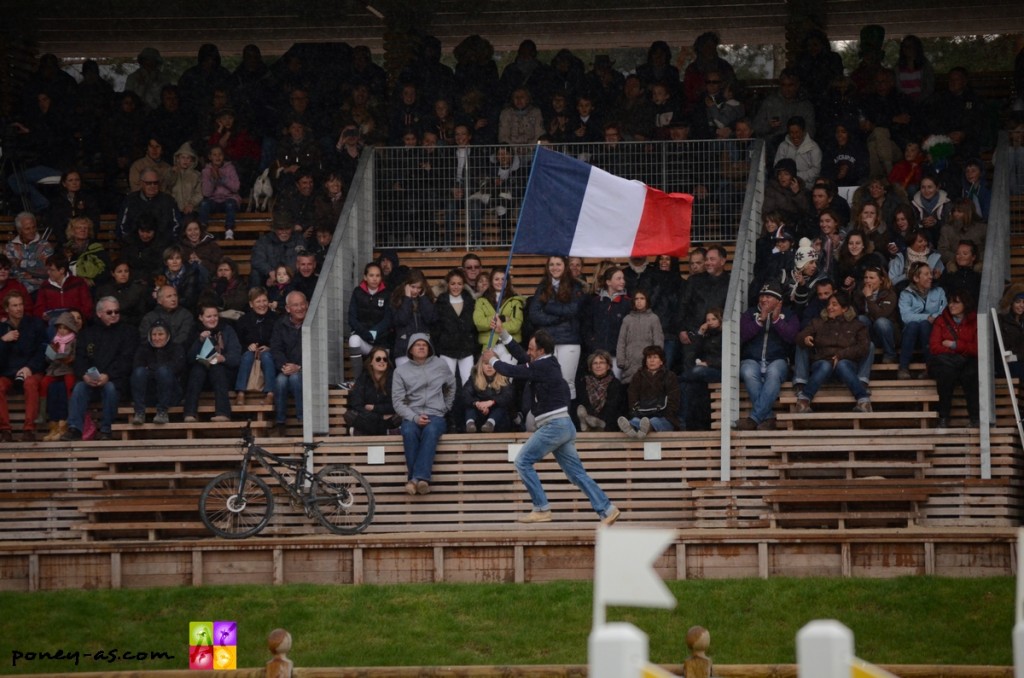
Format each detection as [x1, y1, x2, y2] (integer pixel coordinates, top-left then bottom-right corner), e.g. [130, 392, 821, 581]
[528, 255, 585, 397]
[344, 347, 401, 435]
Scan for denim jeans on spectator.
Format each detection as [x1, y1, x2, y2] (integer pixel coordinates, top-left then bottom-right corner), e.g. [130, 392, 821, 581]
[464, 406, 511, 432]
[7, 165, 60, 212]
[67, 381, 120, 434]
[400, 414, 446, 481]
[801, 359, 869, 401]
[131, 366, 182, 412]
[856, 340, 876, 384]
[198, 197, 239, 230]
[628, 416, 674, 432]
[663, 337, 681, 373]
[513, 415, 611, 516]
[739, 358, 789, 424]
[860, 316, 897, 359]
[275, 372, 303, 424]
[234, 350, 276, 394]
[900, 319, 933, 370]
[445, 196, 483, 247]
[184, 363, 232, 418]
[792, 346, 809, 386]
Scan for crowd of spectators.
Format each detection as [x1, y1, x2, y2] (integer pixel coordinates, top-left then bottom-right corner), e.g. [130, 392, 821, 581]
[2, 26, 1020, 443]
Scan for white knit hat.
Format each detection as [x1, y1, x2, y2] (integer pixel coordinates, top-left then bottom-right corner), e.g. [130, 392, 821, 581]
[794, 237, 816, 271]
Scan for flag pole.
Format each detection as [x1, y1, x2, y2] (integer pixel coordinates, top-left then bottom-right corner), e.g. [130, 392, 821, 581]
[485, 142, 545, 349]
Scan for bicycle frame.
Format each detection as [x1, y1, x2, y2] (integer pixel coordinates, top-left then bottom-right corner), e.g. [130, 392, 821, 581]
[236, 437, 320, 513]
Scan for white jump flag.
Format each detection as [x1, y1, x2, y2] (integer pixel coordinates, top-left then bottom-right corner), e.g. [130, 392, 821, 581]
[593, 527, 676, 627]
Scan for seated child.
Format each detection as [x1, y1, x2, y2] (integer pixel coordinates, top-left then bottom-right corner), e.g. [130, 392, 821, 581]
[463, 356, 514, 433]
[40, 311, 79, 440]
[199, 146, 242, 240]
[267, 264, 295, 314]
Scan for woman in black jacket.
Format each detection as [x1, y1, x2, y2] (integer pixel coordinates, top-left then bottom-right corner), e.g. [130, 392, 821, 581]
[432, 268, 477, 385]
[343, 347, 401, 435]
[95, 261, 151, 328]
[576, 349, 624, 432]
[233, 287, 277, 406]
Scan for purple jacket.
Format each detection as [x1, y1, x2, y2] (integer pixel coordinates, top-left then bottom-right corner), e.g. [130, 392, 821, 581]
[739, 306, 799, 363]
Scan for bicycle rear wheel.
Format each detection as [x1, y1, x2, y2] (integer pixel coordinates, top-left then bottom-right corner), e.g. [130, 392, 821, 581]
[199, 470, 274, 538]
[311, 464, 375, 535]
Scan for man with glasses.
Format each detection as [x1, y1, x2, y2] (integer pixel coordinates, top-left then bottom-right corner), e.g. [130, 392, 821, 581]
[116, 169, 180, 243]
[460, 253, 484, 298]
[690, 69, 741, 139]
[61, 297, 137, 441]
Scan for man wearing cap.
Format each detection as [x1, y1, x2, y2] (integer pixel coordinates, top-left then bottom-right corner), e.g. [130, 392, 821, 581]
[250, 212, 304, 288]
[126, 47, 170, 111]
[736, 281, 799, 431]
[391, 333, 455, 495]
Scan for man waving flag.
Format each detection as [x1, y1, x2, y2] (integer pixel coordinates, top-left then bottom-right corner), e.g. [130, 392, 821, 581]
[513, 146, 693, 258]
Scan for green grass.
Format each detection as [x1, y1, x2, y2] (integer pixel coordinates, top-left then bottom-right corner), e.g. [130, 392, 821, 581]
[0, 577, 1013, 673]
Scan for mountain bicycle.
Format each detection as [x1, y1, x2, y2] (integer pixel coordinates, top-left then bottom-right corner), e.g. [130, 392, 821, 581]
[199, 423, 375, 538]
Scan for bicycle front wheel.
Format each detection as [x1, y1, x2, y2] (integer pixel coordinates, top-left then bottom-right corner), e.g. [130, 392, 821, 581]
[311, 464, 375, 535]
[199, 470, 274, 538]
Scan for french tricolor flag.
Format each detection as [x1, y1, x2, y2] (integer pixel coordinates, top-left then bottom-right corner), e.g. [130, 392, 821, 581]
[513, 146, 692, 258]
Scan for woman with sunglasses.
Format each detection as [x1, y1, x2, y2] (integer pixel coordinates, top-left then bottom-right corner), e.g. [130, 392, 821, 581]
[344, 347, 401, 436]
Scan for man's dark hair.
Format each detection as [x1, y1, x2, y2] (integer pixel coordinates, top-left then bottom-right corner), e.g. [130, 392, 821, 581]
[707, 244, 728, 260]
[532, 330, 555, 355]
[814, 278, 835, 292]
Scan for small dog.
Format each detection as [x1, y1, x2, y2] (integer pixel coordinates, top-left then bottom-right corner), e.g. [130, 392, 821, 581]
[250, 169, 274, 212]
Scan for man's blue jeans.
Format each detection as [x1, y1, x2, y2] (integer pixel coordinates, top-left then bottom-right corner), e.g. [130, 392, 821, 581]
[68, 381, 120, 434]
[801, 359, 869, 401]
[275, 372, 303, 424]
[514, 416, 611, 517]
[400, 415, 446, 481]
[739, 358, 788, 424]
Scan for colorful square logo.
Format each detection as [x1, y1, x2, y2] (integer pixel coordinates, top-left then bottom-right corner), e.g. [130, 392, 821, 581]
[189, 621, 236, 670]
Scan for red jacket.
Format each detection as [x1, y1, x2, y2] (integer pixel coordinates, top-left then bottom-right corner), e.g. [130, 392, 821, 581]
[34, 274, 93, 321]
[929, 309, 977, 357]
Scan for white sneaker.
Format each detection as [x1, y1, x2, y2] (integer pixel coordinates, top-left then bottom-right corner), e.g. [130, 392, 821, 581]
[224, 229, 234, 240]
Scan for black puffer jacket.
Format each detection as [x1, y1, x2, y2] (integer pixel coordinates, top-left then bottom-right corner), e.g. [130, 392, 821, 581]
[433, 291, 477, 359]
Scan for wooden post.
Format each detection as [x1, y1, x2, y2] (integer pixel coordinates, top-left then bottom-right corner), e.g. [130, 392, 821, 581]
[266, 628, 293, 678]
